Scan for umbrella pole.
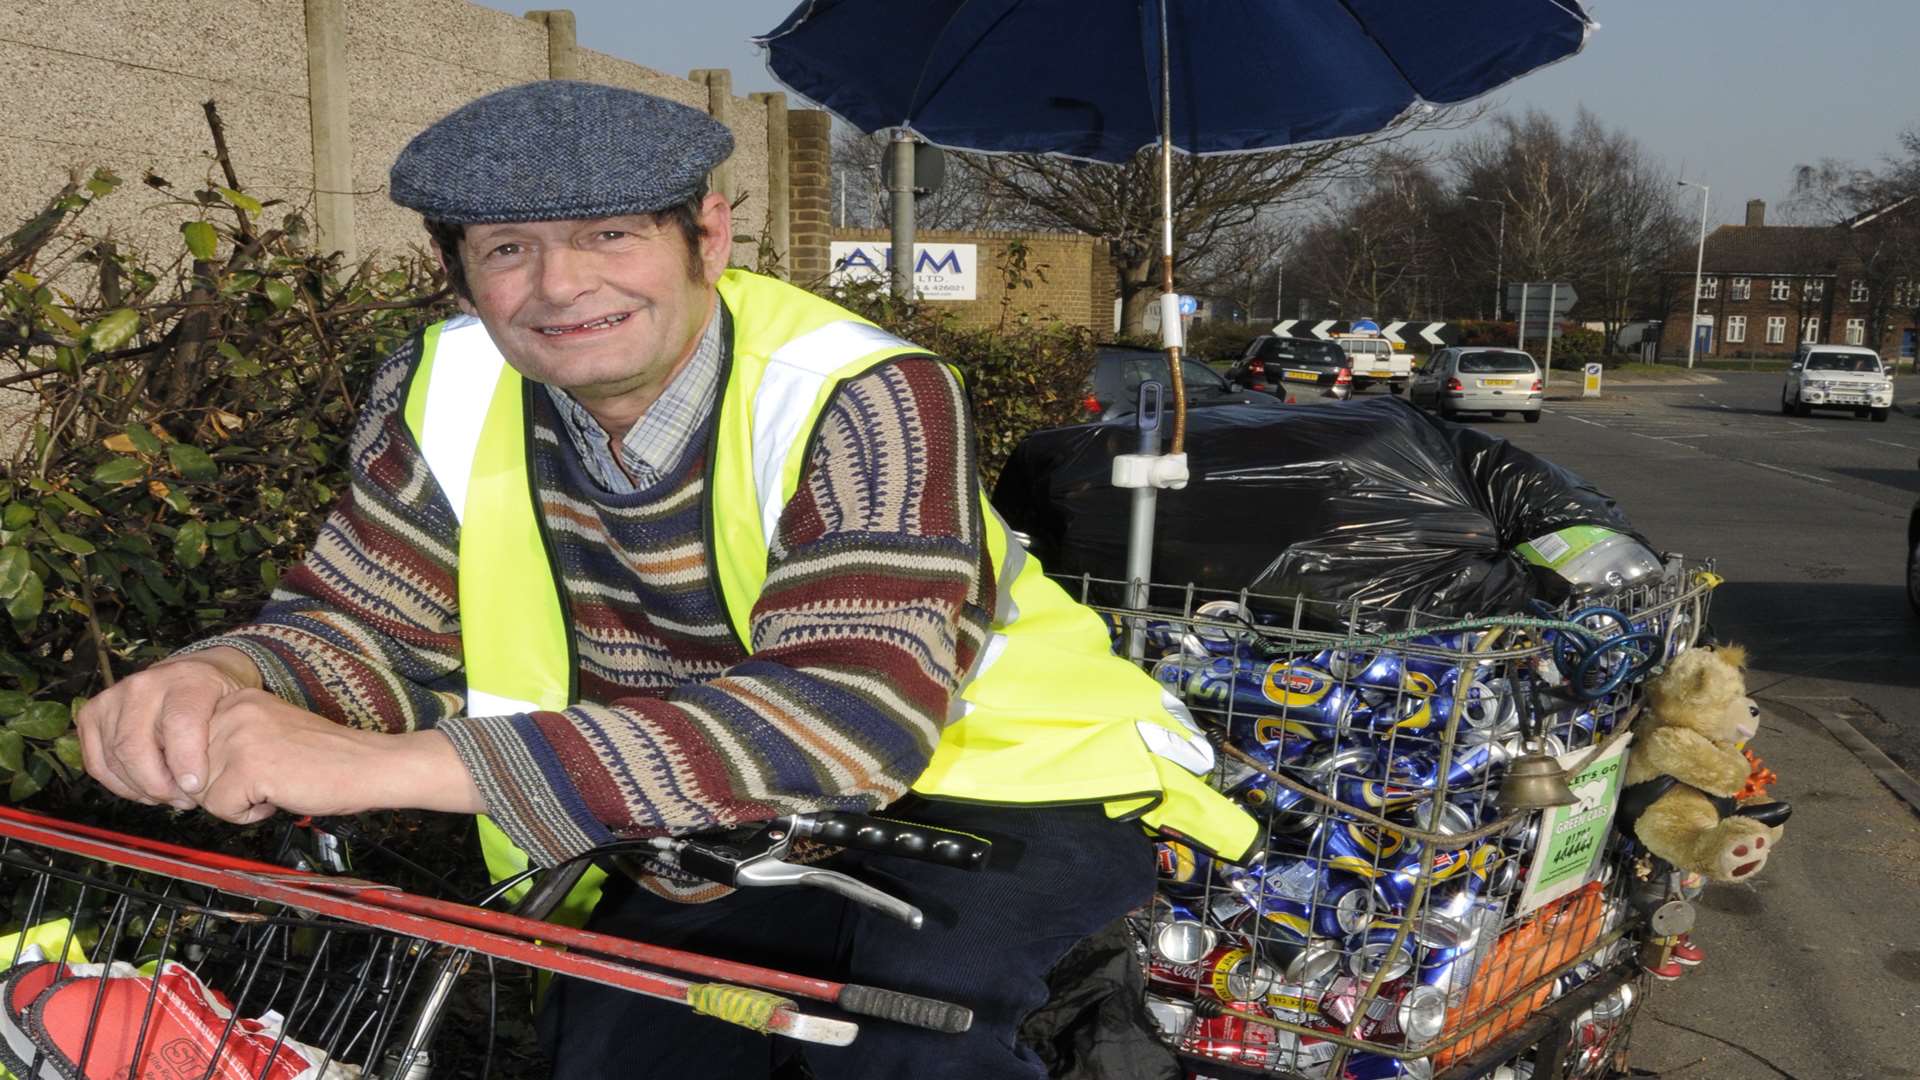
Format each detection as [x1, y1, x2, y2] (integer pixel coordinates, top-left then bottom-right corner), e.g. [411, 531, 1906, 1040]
[1156, 0, 1186, 454]
[1116, 0, 1191, 632]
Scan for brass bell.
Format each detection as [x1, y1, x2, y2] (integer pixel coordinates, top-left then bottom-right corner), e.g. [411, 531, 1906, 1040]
[1497, 749, 1579, 809]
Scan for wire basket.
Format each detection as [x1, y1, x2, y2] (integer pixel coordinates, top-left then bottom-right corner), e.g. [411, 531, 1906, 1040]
[1060, 559, 1717, 1080]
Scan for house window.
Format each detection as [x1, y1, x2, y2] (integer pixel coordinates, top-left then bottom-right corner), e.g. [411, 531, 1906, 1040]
[1730, 276, 1751, 300]
[1846, 318, 1866, 345]
[1897, 279, 1914, 308]
[1765, 316, 1787, 344]
[1806, 280, 1826, 301]
[1725, 315, 1746, 343]
[1802, 317, 1820, 343]
[1698, 277, 1718, 300]
[1770, 279, 1791, 301]
[1850, 279, 1869, 302]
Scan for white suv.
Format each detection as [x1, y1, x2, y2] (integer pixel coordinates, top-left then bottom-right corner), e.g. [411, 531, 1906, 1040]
[1781, 344, 1893, 421]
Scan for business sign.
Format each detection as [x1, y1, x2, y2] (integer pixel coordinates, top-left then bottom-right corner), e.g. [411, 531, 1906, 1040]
[829, 242, 977, 300]
[1518, 735, 1631, 915]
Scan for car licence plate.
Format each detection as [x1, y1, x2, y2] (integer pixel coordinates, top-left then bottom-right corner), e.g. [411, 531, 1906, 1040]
[1284, 369, 1319, 381]
[1480, 378, 1515, 387]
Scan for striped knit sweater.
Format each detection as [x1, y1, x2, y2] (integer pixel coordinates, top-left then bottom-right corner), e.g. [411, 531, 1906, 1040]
[191, 323, 991, 893]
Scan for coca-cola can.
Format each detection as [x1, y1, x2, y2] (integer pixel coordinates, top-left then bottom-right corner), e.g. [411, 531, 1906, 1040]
[1146, 942, 1278, 1004]
[1346, 926, 1417, 982]
[1143, 995, 1196, 1040]
[1318, 973, 1400, 1033]
[1181, 1001, 1291, 1069]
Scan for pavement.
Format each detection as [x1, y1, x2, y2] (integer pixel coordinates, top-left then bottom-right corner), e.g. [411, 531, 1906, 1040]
[1623, 691, 1920, 1080]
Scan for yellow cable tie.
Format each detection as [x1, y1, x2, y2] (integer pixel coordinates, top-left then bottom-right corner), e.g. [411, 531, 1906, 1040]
[686, 983, 797, 1034]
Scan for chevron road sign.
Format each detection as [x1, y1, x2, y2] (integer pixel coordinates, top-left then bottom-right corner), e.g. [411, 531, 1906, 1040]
[1272, 319, 1455, 346]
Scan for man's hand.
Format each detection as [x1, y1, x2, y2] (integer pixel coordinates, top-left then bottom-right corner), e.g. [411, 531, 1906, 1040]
[196, 690, 484, 824]
[75, 648, 260, 809]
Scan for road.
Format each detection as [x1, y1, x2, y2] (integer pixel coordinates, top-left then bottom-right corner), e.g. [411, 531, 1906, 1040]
[1480, 371, 1920, 771]
[1430, 371, 1920, 1080]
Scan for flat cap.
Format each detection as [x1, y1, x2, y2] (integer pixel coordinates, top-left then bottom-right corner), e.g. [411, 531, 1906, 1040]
[389, 80, 734, 224]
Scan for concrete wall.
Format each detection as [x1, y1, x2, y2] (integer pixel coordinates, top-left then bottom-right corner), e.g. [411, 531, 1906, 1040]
[1, 1, 783, 270]
[833, 227, 1119, 333]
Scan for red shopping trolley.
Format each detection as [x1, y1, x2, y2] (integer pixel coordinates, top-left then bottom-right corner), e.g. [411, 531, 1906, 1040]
[0, 804, 980, 1078]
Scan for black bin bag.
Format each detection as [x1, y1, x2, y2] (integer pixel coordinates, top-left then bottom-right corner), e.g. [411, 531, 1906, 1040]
[991, 396, 1642, 627]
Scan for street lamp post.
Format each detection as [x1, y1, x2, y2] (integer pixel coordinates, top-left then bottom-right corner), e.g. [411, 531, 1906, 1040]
[1679, 180, 1710, 370]
[1463, 195, 1506, 320]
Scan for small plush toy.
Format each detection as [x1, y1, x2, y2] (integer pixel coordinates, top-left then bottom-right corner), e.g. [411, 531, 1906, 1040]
[1616, 644, 1790, 883]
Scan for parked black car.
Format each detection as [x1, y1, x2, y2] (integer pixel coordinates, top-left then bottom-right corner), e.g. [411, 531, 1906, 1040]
[1226, 336, 1353, 400]
[1084, 345, 1289, 422]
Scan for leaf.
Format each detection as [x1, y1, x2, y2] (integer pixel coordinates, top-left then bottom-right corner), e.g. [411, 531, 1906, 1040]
[0, 692, 27, 718]
[86, 308, 139, 351]
[126, 424, 163, 455]
[52, 492, 100, 518]
[0, 732, 21, 775]
[39, 303, 83, 337]
[8, 701, 69, 740]
[166, 444, 218, 482]
[216, 187, 263, 215]
[91, 458, 145, 486]
[205, 519, 242, 537]
[173, 520, 208, 569]
[5, 571, 42, 619]
[85, 169, 121, 197]
[101, 433, 137, 454]
[181, 221, 218, 261]
[0, 549, 28, 599]
[52, 734, 84, 772]
[48, 530, 95, 556]
[262, 279, 295, 312]
[10, 760, 46, 801]
[2, 504, 33, 530]
[260, 560, 280, 589]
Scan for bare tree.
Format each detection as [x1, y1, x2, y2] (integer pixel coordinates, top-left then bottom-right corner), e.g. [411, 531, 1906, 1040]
[953, 108, 1468, 333]
[1787, 135, 1920, 350]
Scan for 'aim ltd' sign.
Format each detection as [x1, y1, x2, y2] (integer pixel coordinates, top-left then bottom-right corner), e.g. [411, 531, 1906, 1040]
[829, 242, 977, 300]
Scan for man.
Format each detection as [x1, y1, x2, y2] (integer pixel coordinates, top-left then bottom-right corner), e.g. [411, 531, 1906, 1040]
[76, 82, 1254, 1077]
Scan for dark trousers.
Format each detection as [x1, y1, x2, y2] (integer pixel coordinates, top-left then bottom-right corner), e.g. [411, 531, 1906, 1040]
[537, 798, 1155, 1079]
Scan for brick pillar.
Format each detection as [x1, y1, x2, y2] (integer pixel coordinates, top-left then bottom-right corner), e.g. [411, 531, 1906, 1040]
[304, 0, 354, 263]
[688, 69, 734, 208]
[787, 109, 833, 283]
[749, 92, 790, 276]
[1090, 238, 1117, 334]
[523, 10, 580, 79]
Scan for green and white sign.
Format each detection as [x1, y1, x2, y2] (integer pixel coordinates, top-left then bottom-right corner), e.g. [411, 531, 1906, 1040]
[1517, 735, 1632, 915]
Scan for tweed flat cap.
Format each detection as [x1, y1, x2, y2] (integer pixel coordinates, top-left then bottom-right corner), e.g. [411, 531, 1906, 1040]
[389, 80, 734, 224]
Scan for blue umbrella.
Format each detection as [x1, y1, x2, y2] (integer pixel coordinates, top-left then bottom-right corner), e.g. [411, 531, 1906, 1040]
[760, 0, 1594, 659]
[760, 0, 1594, 449]
[761, 0, 1593, 165]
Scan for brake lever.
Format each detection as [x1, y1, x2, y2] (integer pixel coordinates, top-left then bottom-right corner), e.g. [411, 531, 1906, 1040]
[668, 815, 980, 929]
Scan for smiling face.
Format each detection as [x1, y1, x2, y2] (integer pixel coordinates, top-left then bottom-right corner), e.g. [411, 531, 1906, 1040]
[445, 195, 732, 433]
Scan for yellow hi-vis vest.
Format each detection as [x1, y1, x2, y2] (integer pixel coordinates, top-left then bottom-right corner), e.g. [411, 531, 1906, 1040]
[402, 269, 1257, 924]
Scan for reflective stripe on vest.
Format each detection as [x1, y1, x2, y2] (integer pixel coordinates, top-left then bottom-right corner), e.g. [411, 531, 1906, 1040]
[406, 270, 1257, 896]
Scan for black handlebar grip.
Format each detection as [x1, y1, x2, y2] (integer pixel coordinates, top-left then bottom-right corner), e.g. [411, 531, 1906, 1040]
[804, 813, 991, 871]
[837, 983, 973, 1033]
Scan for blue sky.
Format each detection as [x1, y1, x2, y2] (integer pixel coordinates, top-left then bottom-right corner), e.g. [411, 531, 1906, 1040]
[479, 1, 1917, 226]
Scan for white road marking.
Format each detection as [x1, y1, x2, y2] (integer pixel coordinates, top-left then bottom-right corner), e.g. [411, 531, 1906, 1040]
[1742, 460, 1832, 485]
[1869, 438, 1915, 450]
[1547, 409, 1608, 428]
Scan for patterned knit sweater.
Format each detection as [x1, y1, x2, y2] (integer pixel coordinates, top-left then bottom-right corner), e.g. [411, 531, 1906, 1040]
[192, 321, 992, 884]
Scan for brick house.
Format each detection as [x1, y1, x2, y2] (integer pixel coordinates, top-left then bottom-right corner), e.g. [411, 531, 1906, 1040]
[1657, 198, 1920, 363]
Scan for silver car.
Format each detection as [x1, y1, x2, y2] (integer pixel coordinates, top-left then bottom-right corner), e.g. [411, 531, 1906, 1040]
[1408, 348, 1544, 422]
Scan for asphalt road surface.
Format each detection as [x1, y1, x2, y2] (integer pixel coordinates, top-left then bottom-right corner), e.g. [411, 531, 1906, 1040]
[1465, 370, 1920, 772]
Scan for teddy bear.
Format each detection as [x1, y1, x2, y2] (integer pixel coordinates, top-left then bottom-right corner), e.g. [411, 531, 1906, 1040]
[1615, 643, 1790, 883]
